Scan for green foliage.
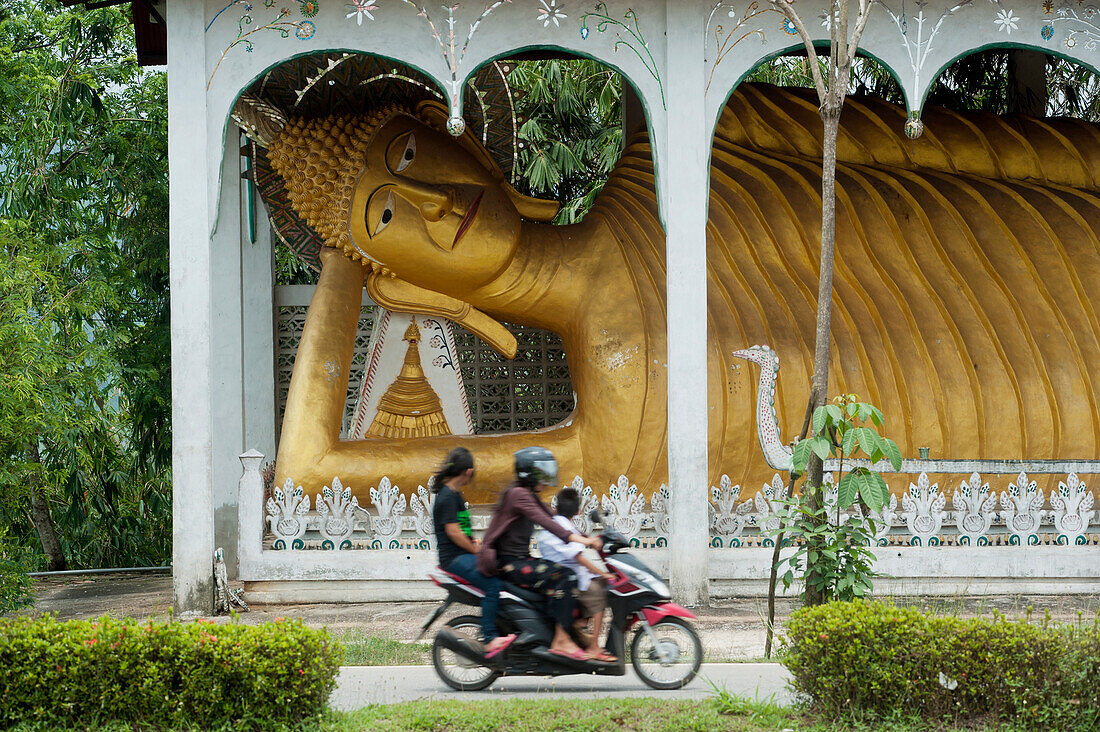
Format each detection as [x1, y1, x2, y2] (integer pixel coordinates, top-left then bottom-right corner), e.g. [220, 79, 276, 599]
[340, 697, 792, 732]
[791, 394, 902, 513]
[749, 51, 1100, 121]
[776, 396, 901, 603]
[0, 0, 172, 569]
[0, 531, 33, 615]
[508, 59, 622, 224]
[775, 501, 879, 603]
[784, 601, 1100, 727]
[337, 630, 429, 665]
[0, 615, 342, 730]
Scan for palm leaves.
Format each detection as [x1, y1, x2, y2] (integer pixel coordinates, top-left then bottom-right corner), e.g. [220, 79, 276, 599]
[508, 59, 623, 224]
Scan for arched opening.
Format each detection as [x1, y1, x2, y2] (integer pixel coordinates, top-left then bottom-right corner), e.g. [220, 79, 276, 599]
[925, 47, 1100, 119]
[245, 51, 638, 446]
[701, 45, 1100, 496]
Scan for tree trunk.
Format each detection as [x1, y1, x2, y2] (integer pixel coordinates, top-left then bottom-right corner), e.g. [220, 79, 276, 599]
[802, 104, 843, 607]
[26, 446, 67, 572]
[1007, 50, 1049, 118]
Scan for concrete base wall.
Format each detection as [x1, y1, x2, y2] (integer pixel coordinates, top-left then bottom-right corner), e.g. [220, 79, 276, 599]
[241, 546, 1100, 604]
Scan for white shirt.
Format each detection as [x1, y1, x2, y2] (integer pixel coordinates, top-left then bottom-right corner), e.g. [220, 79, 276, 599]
[536, 515, 595, 591]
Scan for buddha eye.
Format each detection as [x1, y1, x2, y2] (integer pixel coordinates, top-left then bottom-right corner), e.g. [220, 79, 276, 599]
[395, 132, 416, 173]
[373, 189, 396, 236]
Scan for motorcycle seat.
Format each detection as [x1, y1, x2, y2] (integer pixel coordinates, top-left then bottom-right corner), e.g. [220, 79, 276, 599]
[500, 581, 545, 606]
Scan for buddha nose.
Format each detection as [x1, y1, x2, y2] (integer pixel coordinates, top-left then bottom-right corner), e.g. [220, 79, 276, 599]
[397, 179, 453, 222]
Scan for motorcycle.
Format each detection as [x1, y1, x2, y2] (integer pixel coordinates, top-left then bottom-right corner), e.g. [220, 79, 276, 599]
[420, 510, 703, 691]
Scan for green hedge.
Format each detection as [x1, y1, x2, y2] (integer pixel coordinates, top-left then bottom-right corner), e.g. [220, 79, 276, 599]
[784, 600, 1100, 727]
[0, 615, 341, 730]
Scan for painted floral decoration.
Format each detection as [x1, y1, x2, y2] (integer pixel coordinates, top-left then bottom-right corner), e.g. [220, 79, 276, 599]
[994, 8, 1019, 33]
[1043, 0, 1054, 13]
[782, 17, 797, 35]
[537, 0, 567, 27]
[296, 19, 316, 38]
[1042, 22, 1055, 39]
[300, 0, 319, 16]
[346, 0, 378, 24]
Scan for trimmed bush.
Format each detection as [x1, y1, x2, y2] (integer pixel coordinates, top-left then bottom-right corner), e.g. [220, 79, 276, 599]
[784, 600, 1100, 727]
[0, 615, 341, 730]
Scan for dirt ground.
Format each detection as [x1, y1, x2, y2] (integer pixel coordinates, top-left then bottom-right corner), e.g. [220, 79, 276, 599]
[22, 572, 1100, 661]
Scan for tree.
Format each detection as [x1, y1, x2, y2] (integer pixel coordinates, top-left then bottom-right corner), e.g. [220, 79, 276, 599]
[508, 59, 622, 223]
[767, 0, 876, 607]
[0, 0, 171, 569]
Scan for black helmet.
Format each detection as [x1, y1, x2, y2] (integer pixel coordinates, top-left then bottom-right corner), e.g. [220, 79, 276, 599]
[514, 446, 558, 488]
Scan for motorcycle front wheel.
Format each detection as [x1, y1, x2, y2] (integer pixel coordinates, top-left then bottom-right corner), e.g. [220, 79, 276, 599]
[431, 614, 501, 691]
[630, 616, 703, 690]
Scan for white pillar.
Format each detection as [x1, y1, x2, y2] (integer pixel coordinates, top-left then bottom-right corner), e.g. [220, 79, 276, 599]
[168, 0, 214, 615]
[242, 192, 277, 463]
[664, 7, 712, 606]
[211, 136, 246, 576]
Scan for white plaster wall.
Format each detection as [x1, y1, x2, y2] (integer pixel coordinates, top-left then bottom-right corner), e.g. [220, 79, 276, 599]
[169, 0, 216, 615]
[239, 546, 1100, 602]
[178, 0, 1100, 608]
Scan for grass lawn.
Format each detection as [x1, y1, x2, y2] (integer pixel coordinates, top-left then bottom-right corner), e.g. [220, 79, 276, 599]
[336, 631, 430, 665]
[12, 697, 1023, 731]
[319, 697, 1018, 732]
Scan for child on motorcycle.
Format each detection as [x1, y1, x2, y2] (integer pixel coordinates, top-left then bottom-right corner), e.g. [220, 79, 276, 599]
[536, 487, 619, 662]
[479, 447, 602, 661]
[431, 447, 515, 658]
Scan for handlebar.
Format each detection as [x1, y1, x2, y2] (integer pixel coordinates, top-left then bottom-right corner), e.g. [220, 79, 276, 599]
[589, 509, 628, 555]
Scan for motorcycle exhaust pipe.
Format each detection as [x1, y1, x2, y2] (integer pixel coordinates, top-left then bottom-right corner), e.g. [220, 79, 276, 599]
[435, 626, 490, 665]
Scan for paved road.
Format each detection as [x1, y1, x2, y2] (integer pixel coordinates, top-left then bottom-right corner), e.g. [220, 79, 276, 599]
[329, 663, 792, 710]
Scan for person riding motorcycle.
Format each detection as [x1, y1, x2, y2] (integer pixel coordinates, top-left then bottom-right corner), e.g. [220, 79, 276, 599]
[430, 447, 515, 658]
[477, 447, 602, 660]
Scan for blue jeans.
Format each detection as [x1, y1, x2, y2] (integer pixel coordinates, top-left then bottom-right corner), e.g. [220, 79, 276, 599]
[445, 552, 501, 642]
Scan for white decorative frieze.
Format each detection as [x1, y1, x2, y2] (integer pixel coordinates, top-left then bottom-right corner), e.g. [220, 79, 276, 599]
[369, 477, 408, 548]
[254, 465, 1098, 551]
[317, 476, 359, 549]
[649, 483, 672, 545]
[710, 474, 753, 547]
[1051, 473, 1093, 545]
[601, 475, 646, 543]
[902, 473, 947, 546]
[953, 473, 996, 546]
[266, 477, 310, 549]
[753, 473, 789, 537]
[1001, 473, 1046, 545]
[409, 484, 436, 549]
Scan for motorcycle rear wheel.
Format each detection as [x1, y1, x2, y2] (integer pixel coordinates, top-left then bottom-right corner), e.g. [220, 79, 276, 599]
[431, 614, 501, 691]
[630, 616, 702, 690]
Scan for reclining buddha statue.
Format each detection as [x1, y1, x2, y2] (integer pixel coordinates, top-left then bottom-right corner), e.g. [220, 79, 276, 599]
[256, 82, 1100, 504]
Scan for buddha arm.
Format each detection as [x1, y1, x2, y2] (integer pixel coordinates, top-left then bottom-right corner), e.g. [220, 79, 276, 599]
[276, 248, 367, 470]
[274, 248, 582, 498]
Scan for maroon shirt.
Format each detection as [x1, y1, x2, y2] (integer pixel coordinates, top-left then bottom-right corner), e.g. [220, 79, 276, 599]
[484, 485, 573, 562]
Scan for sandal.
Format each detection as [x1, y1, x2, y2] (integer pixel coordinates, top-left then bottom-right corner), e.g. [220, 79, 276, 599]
[484, 633, 516, 660]
[548, 647, 589, 661]
[587, 650, 618, 663]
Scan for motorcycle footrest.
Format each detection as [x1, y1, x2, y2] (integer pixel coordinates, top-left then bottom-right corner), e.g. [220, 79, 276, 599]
[531, 646, 600, 670]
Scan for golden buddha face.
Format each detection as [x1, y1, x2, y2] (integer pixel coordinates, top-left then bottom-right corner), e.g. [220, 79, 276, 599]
[348, 114, 521, 294]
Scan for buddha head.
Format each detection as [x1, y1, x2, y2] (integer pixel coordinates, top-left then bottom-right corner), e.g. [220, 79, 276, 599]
[266, 101, 558, 303]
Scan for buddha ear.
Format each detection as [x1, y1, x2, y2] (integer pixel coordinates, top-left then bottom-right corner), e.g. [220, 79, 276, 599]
[504, 183, 560, 222]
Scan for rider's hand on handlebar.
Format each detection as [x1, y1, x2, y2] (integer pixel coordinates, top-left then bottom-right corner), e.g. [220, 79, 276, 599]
[585, 536, 603, 551]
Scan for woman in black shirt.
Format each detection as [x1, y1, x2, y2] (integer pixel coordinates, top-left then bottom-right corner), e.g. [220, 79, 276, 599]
[431, 447, 514, 657]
